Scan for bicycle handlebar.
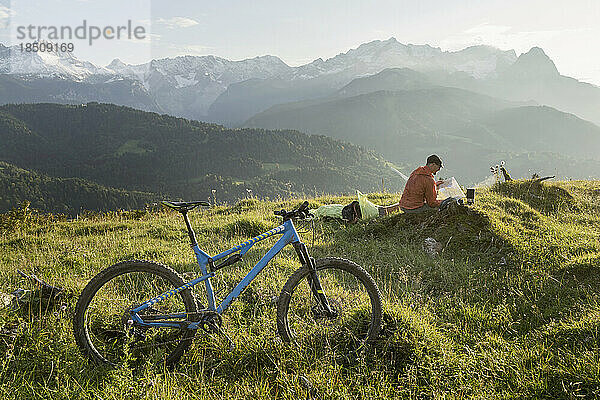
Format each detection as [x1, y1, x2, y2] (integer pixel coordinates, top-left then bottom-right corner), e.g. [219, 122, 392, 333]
[274, 201, 311, 221]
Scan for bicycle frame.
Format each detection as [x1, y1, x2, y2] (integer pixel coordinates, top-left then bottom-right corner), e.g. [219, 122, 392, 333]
[129, 218, 302, 329]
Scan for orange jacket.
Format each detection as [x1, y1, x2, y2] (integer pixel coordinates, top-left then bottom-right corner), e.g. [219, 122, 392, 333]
[399, 166, 441, 209]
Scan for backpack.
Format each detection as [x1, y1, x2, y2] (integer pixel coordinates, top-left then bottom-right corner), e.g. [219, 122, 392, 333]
[341, 201, 362, 223]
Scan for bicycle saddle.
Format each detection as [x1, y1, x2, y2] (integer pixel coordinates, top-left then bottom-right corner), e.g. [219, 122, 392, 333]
[161, 200, 210, 212]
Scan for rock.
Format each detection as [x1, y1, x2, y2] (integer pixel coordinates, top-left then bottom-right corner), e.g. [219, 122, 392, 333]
[0, 292, 15, 308]
[423, 237, 442, 256]
[0, 289, 32, 309]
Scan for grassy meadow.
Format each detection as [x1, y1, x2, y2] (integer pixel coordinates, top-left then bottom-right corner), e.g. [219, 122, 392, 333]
[0, 180, 599, 399]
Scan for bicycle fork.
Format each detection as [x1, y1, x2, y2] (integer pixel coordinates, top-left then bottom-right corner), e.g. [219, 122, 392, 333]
[292, 242, 337, 318]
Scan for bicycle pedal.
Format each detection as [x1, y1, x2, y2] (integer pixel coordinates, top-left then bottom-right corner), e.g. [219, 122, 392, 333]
[215, 325, 236, 352]
[205, 321, 236, 352]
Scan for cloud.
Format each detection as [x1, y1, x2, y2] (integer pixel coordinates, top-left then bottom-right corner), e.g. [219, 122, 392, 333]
[463, 23, 512, 36]
[0, 5, 15, 29]
[125, 32, 160, 43]
[155, 17, 199, 29]
[441, 23, 566, 53]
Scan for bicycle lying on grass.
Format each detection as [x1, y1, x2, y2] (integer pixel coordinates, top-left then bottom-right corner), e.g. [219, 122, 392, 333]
[73, 201, 382, 367]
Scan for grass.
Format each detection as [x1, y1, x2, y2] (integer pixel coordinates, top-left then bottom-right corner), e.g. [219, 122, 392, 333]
[115, 140, 152, 157]
[0, 181, 599, 399]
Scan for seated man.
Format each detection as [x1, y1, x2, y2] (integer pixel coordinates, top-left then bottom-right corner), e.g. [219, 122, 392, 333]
[398, 154, 444, 214]
[311, 155, 445, 220]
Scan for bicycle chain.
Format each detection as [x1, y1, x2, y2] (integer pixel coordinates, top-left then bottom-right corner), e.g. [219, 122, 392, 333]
[123, 311, 221, 350]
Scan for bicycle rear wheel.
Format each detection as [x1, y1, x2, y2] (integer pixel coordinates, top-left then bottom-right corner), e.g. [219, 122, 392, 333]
[277, 257, 382, 355]
[73, 260, 198, 367]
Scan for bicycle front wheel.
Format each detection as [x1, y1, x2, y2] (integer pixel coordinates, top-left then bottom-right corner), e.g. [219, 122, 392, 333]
[73, 260, 198, 367]
[277, 257, 382, 354]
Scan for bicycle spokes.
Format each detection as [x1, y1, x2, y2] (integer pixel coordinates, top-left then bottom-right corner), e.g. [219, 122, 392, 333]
[81, 267, 196, 366]
[283, 262, 379, 354]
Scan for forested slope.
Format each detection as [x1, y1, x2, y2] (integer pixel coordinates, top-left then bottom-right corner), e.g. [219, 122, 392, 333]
[0, 103, 401, 212]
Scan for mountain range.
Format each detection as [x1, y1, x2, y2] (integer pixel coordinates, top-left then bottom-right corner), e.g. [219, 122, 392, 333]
[3, 39, 599, 125]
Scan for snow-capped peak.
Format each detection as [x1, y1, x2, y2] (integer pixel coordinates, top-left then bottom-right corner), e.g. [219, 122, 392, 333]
[106, 58, 127, 70]
[290, 37, 517, 81]
[0, 41, 111, 80]
[104, 53, 292, 90]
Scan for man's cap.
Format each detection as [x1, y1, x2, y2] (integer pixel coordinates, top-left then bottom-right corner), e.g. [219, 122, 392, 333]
[427, 154, 443, 168]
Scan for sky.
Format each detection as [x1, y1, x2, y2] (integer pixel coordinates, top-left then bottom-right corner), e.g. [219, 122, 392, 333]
[1, 0, 599, 85]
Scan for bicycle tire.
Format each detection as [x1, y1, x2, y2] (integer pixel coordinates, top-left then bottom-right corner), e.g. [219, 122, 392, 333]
[277, 257, 382, 353]
[73, 260, 198, 367]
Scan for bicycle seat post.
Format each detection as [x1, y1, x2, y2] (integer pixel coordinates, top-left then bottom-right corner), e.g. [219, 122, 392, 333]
[180, 210, 198, 247]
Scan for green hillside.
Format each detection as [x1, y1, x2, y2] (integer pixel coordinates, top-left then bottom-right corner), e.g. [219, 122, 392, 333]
[245, 85, 600, 183]
[0, 103, 401, 209]
[246, 86, 510, 147]
[0, 161, 157, 215]
[455, 105, 600, 158]
[0, 180, 598, 398]
[245, 86, 508, 183]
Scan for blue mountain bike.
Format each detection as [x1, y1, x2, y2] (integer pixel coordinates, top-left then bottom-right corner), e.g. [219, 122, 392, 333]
[73, 201, 382, 367]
